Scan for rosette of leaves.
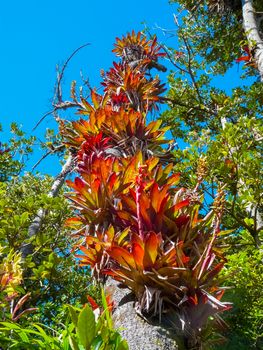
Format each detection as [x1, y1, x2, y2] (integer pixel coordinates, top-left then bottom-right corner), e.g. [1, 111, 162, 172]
[71, 158, 230, 330]
[62, 31, 230, 338]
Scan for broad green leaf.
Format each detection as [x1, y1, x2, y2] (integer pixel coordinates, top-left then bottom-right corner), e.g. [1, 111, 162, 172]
[77, 304, 96, 349]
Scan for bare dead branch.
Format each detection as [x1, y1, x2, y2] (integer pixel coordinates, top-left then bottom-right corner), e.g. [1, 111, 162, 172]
[32, 101, 83, 131]
[32, 144, 65, 171]
[32, 109, 56, 131]
[33, 43, 90, 131]
[54, 43, 91, 104]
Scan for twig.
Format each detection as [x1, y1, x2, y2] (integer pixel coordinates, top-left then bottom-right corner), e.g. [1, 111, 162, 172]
[33, 43, 90, 130]
[54, 43, 91, 104]
[32, 101, 83, 131]
[173, 14, 203, 102]
[161, 96, 216, 115]
[160, 43, 189, 74]
[32, 109, 56, 131]
[32, 144, 65, 171]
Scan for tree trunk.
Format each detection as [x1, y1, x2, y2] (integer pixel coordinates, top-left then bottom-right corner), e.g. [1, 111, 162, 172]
[110, 280, 179, 350]
[21, 154, 74, 259]
[242, 0, 263, 81]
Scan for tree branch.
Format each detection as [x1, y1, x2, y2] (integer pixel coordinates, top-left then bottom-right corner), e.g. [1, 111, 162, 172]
[242, 0, 263, 81]
[21, 154, 74, 259]
[33, 43, 90, 131]
[173, 14, 203, 102]
[54, 43, 90, 104]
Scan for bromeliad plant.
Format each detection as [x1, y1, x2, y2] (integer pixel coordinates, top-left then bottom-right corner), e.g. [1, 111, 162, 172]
[62, 31, 230, 338]
[0, 246, 37, 323]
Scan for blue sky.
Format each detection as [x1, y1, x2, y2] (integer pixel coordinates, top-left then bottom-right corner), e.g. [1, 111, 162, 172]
[0, 0, 179, 174]
[0, 0, 246, 175]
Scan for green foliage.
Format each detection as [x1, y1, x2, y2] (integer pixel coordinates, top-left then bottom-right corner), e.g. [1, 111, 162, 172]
[218, 247, 263, 349]
[160, 1, 263, 348]
[0, 123, 35, 181]
[170, 0, 244, 74]
[168, 115, 263, 246]
[0, 292, 128, 350]
[0, 134, 91, 327]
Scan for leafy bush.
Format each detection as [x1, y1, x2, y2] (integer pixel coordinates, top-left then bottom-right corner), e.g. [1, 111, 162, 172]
[219, 246, 263, 349]
[0, 290, 128, 350]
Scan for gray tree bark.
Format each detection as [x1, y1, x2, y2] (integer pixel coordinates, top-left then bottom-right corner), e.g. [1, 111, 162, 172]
[110, 280, 179, 350]
[242, 0, 263, 81]
[21, 154, 74, 259]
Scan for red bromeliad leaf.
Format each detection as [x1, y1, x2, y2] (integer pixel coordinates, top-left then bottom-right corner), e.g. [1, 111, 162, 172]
[87, 295, 100, 310]
[243, 45, 250, 55]
[78, 132, 111, 159]
[200, 262, 225, 286]
[236, 46, 253, 64]
[105, 294, 115, 313]
[236, 55, 250, 62]
[175, 241, 190, 267]
[158, 246, 177, 266]
[91, 89, 101, 109]
[137, 192, 152, 232]
[111, 92, 129, 107]
[102, 64, 166, 112]
[113, 31, 166, 64]
[174, 215, 190, 229]
[173, 199, 190, 211]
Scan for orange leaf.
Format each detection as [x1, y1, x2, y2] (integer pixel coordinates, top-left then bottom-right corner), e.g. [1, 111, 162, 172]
[143, 231, 159, 267]
[173, 199, 190, 211]
[132, 242, 144, 269]
[109, 247, 136, 269]
[65, 217, 83, 227]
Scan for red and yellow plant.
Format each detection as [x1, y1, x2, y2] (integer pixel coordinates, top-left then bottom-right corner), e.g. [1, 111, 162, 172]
[62, 31, 230, 334]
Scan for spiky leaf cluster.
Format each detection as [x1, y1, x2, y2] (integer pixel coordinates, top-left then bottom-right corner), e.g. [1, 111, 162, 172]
[62, 31, 230, 332]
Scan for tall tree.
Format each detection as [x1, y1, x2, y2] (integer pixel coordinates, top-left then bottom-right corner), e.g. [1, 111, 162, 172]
[160, 0, 263, 347]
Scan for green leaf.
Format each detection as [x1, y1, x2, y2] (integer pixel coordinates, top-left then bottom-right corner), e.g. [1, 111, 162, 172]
[17, 330, 30, 343]
[91, 335, 103, 350]
[77, 304, 96, 349]
[69, 335, 80, 350]
[101, 289, 112, 329]
[116, 340, 129, 350]
[31, 324, 52, 344]
[20, 211, 29, 224]
[217, 229, 235, 236]
[68, 304, 79, 328]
